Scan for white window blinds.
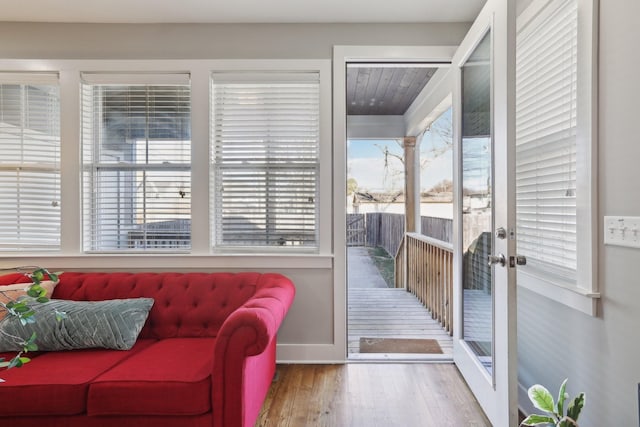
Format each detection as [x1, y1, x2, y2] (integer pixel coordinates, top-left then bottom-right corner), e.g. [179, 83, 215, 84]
[81, 73, 191, 252]
[516, 0, 578, 280]
[211, 72, 320, 248]
[0, 73, 60, 251]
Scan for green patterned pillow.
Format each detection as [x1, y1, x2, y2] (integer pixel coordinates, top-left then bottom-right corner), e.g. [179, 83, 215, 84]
[0, 298, 154, 352]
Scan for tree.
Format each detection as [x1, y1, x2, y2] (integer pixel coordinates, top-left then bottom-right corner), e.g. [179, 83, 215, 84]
[347, 178, 358, 195]
[372, 109, 453, 185]
[427, 179, 453, 193]
[419, 111, 453, 169]
[374, 141, 405, 190]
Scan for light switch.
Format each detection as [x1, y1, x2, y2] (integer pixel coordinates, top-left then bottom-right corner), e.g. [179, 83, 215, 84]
[604, 216, 640, 248]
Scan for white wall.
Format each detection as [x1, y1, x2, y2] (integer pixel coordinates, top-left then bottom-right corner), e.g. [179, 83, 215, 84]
[517, 1, 640, 425]
[0, 22, 470, 59]
[0, 21, 469, 362]
[347, 115, 405, 139]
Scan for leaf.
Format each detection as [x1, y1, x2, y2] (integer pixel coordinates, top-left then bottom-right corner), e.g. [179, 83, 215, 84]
[528, 384, 556, 414]
[566, 392, 585, 422]
[27, 284, 46, 298]
[55, 310, 68, 321]
[25, 332, 37, 345]
[36, 296, 49, 304]
[557, 378, 568, 416]
[8, 356, 23, 369]
[31, 269, 45, 284]
[18, 357, 31, 365]
[521, 414, 556, 426]
[21, 310, 35, 319]
[558, 417, 579, 427]
[20, 315, 37, 326]
[14, 304, 31, 313]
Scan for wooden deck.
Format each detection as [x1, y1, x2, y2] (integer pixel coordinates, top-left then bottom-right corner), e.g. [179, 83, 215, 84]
[348, 287, 453, 361]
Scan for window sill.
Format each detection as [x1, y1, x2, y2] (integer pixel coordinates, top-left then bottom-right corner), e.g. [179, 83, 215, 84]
[0, 253, 334, 270]
[517, 270, 599, 316]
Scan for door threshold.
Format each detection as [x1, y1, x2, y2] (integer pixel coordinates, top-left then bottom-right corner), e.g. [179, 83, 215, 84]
[348, 353, 454, 363]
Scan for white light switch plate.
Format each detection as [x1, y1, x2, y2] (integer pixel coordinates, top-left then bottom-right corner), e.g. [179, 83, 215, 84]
[604, 216, 640, 248]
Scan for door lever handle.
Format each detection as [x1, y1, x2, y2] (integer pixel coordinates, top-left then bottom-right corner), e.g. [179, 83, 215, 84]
[487, 253, 506, 267]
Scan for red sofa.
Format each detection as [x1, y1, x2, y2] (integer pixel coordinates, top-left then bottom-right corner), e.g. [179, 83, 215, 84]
[0, 271, 295, 427]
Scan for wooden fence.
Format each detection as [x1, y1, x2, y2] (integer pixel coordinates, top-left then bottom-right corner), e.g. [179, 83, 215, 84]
[365, 212, 405, 257]
[359, 212, 452, 256]
[421, 216, 453, 244]
[346, 214, 366, 246]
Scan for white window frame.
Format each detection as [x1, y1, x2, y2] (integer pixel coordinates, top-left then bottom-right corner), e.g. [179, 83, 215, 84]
[0, 72, 61, 252]
[80, 72, 192, 253]
[210, 71, 322, 253]
[0, 59, 332, 270]
[516, 0, 599, 315]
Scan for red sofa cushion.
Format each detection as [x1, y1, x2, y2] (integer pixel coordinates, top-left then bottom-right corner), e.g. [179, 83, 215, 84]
[0, 339, 155, 416]
[52, 272, 261, 339]
[88, 337, 215, 416]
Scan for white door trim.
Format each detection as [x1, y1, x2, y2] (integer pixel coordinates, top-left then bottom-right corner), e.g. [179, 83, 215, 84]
[333, 45, 456, 362]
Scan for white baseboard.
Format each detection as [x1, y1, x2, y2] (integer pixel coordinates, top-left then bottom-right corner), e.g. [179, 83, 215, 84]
[276, 344, 457, 364]
[276, 343, 346, 363]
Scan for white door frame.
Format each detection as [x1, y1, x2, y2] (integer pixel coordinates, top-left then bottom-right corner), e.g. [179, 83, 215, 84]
[332, 45, 456, 361]
[451, 0, 518, 425]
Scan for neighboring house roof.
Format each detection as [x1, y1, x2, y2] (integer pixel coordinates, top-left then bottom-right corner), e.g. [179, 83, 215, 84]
[351, 191, 453, 204]
[352, 191, 404, 204]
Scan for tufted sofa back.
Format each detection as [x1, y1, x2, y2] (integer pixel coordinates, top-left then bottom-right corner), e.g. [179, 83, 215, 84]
[50, 272, 269, 339]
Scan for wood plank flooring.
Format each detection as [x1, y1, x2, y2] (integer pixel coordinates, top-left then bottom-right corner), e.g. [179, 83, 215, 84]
[348, 288, 453, 359]
[256, 363, 491, 427]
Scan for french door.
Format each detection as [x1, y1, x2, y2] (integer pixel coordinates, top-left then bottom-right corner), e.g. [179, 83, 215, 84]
[452, 0, 518, 426]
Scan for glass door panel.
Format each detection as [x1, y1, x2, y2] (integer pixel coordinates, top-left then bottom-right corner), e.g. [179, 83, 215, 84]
[452, 1, 518, 424]
[461, 31, 493, 374]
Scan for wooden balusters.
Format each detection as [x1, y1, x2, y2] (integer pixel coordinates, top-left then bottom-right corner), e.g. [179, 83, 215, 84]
[397, 233, 454, 336]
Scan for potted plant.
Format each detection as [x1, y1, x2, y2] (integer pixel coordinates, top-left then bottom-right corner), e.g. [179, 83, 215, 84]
[521, 378, 585, 427]
[0, 267, 62, 371]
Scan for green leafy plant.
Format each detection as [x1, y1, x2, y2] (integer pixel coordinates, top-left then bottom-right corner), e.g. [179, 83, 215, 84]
[521, 379, 585, 427]
[0, 267, 64, 371]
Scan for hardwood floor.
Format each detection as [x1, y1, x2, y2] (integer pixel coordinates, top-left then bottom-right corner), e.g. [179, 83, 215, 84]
[257, 364, 491, 427]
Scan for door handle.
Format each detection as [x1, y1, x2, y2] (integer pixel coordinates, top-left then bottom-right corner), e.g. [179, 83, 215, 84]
[487, 253, 506, 267]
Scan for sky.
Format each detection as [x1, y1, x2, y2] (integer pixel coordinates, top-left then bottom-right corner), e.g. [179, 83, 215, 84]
[347, 107, 453, 193]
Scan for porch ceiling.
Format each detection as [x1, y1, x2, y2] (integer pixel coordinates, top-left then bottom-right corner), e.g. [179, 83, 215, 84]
[346, 66, 438, 116]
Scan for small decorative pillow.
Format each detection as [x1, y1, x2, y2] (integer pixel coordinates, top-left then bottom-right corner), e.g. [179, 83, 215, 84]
[0, 280, 59, 321]
[0, 298, 154, 352]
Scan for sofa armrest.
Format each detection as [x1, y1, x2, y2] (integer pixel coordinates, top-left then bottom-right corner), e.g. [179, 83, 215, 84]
[212, 273, 295, 427]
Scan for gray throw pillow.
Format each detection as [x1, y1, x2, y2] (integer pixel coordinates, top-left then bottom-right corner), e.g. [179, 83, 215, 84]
[0, 298, 154, 352]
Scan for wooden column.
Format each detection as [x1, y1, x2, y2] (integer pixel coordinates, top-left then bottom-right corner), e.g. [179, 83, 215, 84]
[403, 136, 418, 233]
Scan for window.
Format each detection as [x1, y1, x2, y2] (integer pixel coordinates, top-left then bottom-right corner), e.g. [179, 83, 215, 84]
[516, 0, 598, 313]
[81, 73, 191, 252]
[211, 72, 320, 249]
[0, 73, 60, 251]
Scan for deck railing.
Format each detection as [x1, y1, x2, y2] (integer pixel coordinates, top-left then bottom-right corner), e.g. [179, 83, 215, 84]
[395, 232, 454, 336]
